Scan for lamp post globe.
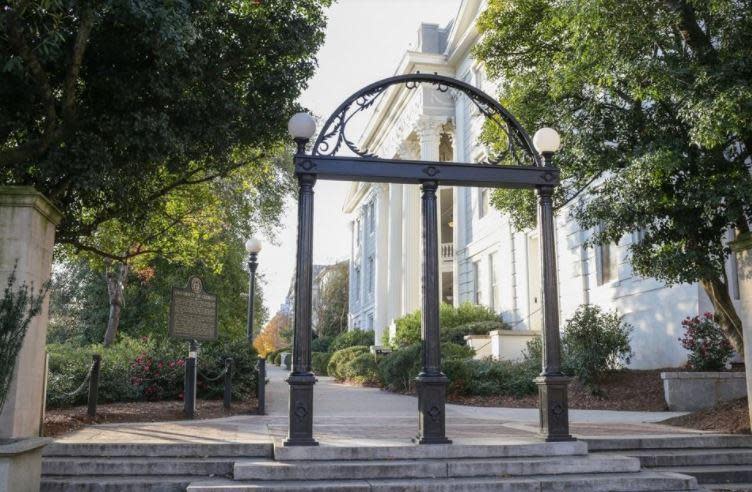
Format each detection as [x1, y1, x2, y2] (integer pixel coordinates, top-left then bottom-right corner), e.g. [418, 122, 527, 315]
[245, 237, 262, 254]
[287, 112, 317, 140]
[245, 237, 262, 344]
[533, 127, 561, 155]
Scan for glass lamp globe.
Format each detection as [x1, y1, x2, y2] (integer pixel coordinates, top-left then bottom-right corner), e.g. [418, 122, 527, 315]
[533, 127, 561, 154]
[245, 237, 262, 254]
[287, 112, 317, 140]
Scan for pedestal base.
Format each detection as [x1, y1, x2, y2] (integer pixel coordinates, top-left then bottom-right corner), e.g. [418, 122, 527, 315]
[284, 372, 318, 447]
[415, 373, 451, 445]
[535, 374, 574, 442]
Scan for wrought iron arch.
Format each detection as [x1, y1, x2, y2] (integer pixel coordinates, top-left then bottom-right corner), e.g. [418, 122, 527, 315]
[312, 73, 541, 167]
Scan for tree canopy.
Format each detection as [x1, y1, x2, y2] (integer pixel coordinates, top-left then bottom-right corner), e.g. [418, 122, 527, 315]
[475, 0, 752, 350]
[0, 0, 330, 246]
[314, 261, 349, 338]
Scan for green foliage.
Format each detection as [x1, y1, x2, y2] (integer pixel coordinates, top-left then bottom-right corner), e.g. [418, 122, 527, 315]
[327, 346, 370, 381]
[0, 268, 46, 411]
[393, 303, 500, 347]
[329, 329, 375, 353]
[441, 342, 476, 361]
[311, 336, 334, 353]
[680, 313, 734, 371]
[46, 335, 257, 407]
[311, 352, 332, 376]
[441, 320, 510, 345]
[475, 0, 752, 350]
[341, 353, 381, 385]
[448, 359, 538, 398]
[379, 344, 422, 392]
[1, 0, 332, 246]
[314, 262, 349, 338]
[562, 305, 633, 392]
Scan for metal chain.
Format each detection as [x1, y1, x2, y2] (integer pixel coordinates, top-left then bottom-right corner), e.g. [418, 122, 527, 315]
[48, 358, 96, 402]
[197, 365, 229, 382]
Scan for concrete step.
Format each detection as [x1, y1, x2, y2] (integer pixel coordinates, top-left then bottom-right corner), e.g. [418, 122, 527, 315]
[187, 470, 700, 491]
[272, 440, 587, 461]
[654, 465, 752, 485]
[43, 456, 235, 476]
[42, 475, 226, 492]
[44, 442, 272, 458]
[600, 448, 752, 467]
[708, 484, 752, 491]
[585, 435, 752, 452]
[233, 455, 640, 481]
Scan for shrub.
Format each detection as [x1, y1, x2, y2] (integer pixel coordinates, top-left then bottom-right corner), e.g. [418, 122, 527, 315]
[379, 343, 422, 392]
[441, 320, 509, 345]
[46, 335, 258, 407]
[327, 345, 370, 380]
[329, 329, 374, 353]
[680, 312, 733, 371]
[562, 305, 633, 392]
[441, 342, 475, 361]
[311, 336, 333, 353]
[461, 359, 538, 398]
[393, 303, 500, 347]
[342, 352, 381, 385]
[273, 351, 283, 365]
[311, 352, 332, 376]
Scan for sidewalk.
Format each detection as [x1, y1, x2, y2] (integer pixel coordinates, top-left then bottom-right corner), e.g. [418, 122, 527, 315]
[54, 364, 702, 446]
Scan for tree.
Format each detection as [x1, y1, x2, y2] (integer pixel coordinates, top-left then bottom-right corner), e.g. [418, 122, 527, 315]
[254, 311, 291, 356]
[0, 0, 330, 245]
[474, 0, 752, 351]
[314, 261, 349, 338]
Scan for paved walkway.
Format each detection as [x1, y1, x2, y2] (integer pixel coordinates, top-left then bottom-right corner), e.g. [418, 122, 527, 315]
[56, 364, 703, 446]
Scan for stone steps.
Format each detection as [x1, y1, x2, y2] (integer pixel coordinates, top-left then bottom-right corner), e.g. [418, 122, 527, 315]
[43, 442, 272, 458]
[187, 470, 700, 491]
[233, 455, 640, 481]
[43, 456, 235, 476]
[653, 465, 752, 485]
[588, 434, 752, 488]
[42, 475, 222, 492]
[601, 448, 752, 467]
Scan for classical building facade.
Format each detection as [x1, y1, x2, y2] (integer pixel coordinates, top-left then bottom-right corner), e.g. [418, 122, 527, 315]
[344, 0, 746, 369]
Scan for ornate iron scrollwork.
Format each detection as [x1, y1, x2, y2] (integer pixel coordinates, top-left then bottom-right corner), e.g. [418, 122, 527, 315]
[312, 73, 541, 167]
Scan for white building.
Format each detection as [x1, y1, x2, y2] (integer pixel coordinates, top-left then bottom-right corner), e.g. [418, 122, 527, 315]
[343, 0, 746, 369]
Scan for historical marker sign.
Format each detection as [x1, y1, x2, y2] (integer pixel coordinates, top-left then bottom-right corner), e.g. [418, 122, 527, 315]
[169, 276, 218, 341]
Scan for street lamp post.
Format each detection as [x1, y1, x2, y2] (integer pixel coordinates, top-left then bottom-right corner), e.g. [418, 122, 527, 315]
[245, 237, 262, 344]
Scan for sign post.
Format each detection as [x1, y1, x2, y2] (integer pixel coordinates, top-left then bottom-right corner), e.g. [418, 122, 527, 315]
[169, 276, 218, 419]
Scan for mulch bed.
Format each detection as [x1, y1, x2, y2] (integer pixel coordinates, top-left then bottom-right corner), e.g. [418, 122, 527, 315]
[448, 370, 669, 411]
[43, 398, 259, 438]
[661, 397, 751, 434]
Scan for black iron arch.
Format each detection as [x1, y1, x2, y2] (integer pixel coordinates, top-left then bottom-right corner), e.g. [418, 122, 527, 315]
[312, 73, 541, 167]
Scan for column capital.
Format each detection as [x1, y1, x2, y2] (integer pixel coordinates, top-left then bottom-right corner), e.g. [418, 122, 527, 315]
[415, 116, 446, 141]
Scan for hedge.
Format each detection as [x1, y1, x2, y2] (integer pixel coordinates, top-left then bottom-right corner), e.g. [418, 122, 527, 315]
[341, 352, 380, 385]
[329, 329, 374, 353]
[393, 303, 500, 347]
[312, 351, 332, 376]
[327, 345, 370, 380]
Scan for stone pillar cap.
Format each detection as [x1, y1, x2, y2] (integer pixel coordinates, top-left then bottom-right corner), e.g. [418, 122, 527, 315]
[0, 186, 63, 226]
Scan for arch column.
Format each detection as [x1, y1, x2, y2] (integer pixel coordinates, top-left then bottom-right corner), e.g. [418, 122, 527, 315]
[534, 152, 572, 442]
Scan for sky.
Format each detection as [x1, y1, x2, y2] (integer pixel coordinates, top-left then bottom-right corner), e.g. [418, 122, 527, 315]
[258, 0, 462, 315]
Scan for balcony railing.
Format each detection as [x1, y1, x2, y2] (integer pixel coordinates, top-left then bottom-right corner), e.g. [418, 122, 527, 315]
[441, 242, 454, 262]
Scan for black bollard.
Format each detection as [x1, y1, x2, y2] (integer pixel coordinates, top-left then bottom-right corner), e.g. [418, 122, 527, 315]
[87, 354, 101, 418]
[256, 358, 266, 415]
[223, 357, 233, 410]
[184, 340, 197, 419]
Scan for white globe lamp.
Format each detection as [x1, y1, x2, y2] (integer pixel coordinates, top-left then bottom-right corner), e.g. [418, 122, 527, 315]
[287, 112, 317, 140]
[245, 237, 262, 255]
[533, 127, 561, 155]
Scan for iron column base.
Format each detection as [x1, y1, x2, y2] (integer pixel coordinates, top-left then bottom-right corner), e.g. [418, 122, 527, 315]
[535, 374, 575, 442]
[283, 372, 319, 447]
[414, 373, 452, 445]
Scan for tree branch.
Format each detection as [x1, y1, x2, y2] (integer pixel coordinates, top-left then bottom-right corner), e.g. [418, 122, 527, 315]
[62, 5, 95, 123]
[662, 0, 717, 64]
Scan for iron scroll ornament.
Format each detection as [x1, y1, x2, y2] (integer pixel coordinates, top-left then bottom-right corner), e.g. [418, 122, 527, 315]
[311, 73, 542, 167]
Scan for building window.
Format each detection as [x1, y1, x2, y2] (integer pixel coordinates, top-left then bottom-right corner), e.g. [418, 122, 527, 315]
[354, 267, 361, 301]
[367, 256, 374, 295]
[367, 313, 374, 330]
[489, 252, 499, 311]
[472, 260, 481, 304]
[596, 233, 620, 285]
[479, 188, 489, 218]
[369, 201, 376, 233]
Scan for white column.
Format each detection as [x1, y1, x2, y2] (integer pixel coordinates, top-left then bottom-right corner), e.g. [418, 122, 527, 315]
[373, 185, 389, 343]
[399, 139, 422, 314]
[387, 183, 403, 327]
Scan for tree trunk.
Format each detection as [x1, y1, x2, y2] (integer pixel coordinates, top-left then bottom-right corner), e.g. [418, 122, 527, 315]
[701, 273, 744, 354]
[103, 262, 129, 346]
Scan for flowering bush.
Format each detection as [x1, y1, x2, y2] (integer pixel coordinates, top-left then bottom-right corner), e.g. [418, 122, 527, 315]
[679, 313, 733, 371]
[129, 350, 185, 401]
